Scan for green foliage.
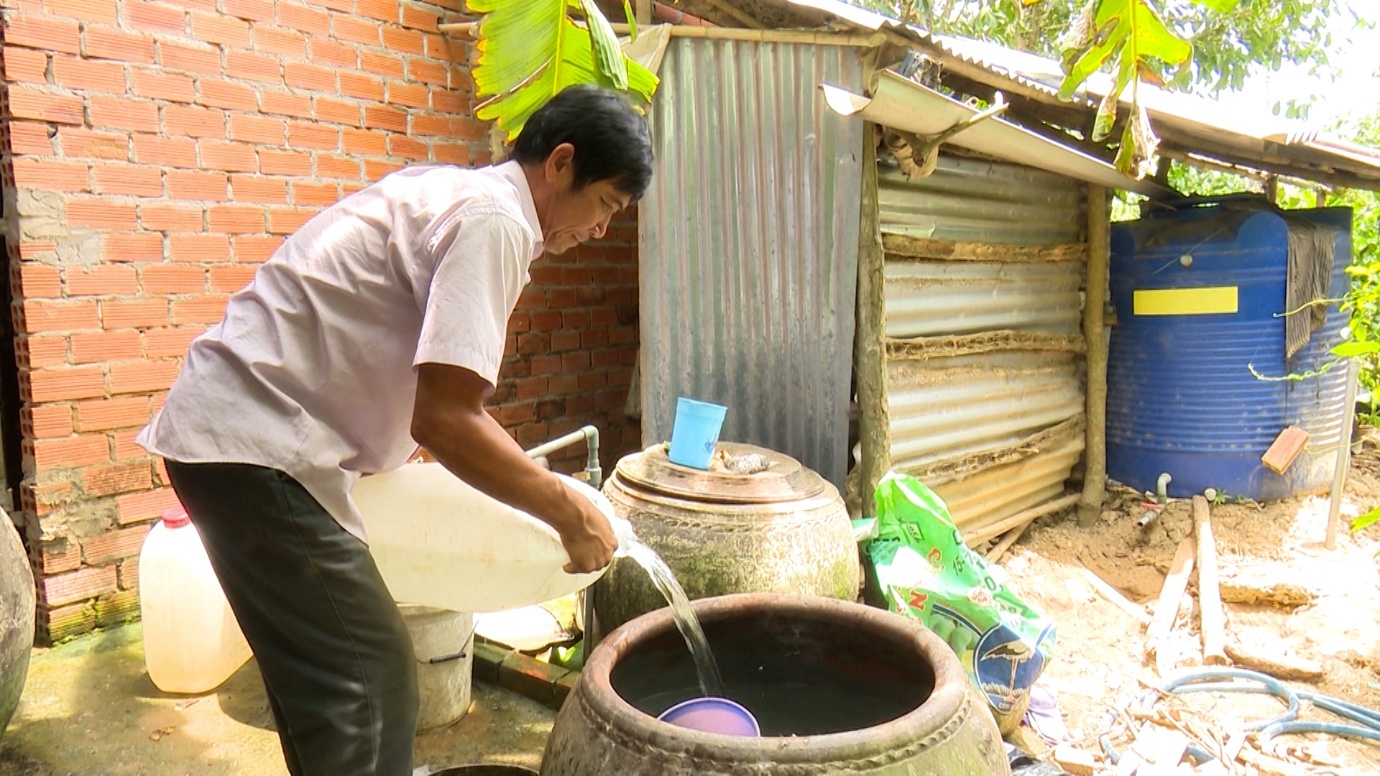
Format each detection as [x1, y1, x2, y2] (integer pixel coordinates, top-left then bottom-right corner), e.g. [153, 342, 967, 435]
[470, 0, 658, 142]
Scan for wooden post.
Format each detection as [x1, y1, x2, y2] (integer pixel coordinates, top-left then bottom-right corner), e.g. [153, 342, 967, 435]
[1326, 358, 1360, 550]
[635, 0, 652, 26]
[1146, 537, 1195, 677]
[1193, 496, 1228, 665]
[856, 125, 891, 511]
[1078, 184, 1110, 527]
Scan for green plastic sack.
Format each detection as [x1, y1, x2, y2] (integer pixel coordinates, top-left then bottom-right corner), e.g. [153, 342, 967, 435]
[867, 472, 1055, 721]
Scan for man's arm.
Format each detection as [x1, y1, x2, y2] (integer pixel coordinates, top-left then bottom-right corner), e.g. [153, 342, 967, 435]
[410, 362, 616, 573]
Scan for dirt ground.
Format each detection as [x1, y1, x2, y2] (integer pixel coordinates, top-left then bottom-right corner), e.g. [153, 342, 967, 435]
[1004, 435, 1380, 774]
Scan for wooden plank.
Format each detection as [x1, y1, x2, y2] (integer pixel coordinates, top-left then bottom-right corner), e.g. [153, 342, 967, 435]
[1260, 426, 1309, 474]
[881, 233, 1086, 262]
[1194, 496, 1229, 665]
[1079, 184, 1110, 527]
[963, 493, 1082, 546]
[856, 127, 892, 508]
[1147, 537, 1195, 677]
[1224, 639, 1324, 682]
[1083, 567, 1152, 625]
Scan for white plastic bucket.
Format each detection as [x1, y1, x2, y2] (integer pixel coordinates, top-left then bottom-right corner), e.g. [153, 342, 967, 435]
[138, 505, 253, 694]
[354, 464, 624, 614]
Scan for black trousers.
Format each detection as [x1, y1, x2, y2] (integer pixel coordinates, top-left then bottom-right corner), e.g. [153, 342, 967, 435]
[165, 460, 418, 776]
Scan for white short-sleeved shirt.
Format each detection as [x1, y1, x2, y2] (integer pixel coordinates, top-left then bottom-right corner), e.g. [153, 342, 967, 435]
[137, 161, 544, 541]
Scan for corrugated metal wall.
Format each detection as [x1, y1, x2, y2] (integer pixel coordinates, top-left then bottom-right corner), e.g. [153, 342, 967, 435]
[878, 155, 1088, 539]
[638, 38, 865, 488]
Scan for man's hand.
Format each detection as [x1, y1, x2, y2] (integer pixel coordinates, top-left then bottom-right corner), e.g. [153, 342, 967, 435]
[558, 485, 617, 574]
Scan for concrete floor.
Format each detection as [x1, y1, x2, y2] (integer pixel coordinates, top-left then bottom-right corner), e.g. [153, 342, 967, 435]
[0, 623, 555, 775]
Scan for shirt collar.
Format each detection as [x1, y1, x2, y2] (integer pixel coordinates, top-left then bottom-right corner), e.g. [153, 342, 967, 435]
[494, 160, 545, 259]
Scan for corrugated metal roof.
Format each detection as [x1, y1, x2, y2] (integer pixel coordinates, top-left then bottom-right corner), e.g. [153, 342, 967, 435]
[638, 36, 865, 489]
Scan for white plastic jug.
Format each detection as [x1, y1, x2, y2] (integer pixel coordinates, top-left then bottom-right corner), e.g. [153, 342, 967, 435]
[138, 504, 253, 694]
[353, 463, 627, 613]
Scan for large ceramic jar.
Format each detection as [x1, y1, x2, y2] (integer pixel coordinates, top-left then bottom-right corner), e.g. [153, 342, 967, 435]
[1, 511, 34, 739]
[594, 444, 860, 635]
[541, 593, 1010, 775]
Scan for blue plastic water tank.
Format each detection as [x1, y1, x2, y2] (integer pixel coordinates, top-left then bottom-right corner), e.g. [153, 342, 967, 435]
[1107, 204, 1353, 501]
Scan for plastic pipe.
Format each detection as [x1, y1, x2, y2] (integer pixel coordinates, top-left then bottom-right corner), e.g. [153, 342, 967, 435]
[525, 425, 602, 490]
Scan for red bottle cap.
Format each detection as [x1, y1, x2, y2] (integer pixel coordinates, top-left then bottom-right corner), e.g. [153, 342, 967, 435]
[161, 504, 191, 529]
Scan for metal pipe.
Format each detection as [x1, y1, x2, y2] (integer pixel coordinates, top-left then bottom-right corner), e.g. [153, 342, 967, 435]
[525, 425, 602, 490]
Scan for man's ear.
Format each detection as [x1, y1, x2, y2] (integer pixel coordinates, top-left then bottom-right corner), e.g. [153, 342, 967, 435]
[544, 142, 577, 185]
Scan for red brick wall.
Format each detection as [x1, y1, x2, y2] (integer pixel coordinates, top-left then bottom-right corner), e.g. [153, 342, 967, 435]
[0, 0, 640, 643]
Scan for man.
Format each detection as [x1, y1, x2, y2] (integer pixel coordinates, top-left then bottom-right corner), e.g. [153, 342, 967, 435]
[136, 85, 653, 775]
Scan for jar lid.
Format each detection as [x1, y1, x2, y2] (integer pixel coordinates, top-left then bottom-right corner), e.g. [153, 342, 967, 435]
[161, 504, 190, 529]
[614, 443, 827, 504]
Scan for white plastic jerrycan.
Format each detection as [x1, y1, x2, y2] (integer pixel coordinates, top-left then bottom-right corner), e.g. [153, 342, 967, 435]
[138, 504, 253, 694]
[353, 462, 629, 613]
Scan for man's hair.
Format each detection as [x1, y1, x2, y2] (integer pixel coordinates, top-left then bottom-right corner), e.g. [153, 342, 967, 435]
[511, 85, 654, 202]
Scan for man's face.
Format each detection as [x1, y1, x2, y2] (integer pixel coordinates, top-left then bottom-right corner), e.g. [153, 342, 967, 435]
[540, 145, 633, 255]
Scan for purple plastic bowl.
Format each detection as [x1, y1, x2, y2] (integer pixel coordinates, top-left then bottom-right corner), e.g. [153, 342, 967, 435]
[656, 697, 760, 737]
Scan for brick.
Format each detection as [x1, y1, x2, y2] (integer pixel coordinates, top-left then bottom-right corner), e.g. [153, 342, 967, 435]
[7, 86, 84, 124]
[11, 159, 90, 193]
[140, 202, 204, 231]
[48, 0, 118, 23]
[315, 153, 360, 179]
[4, 46, 49, 84]
[278, 4, 329, 36]
[208, 264, 256, 292]
[4, 14, 81, 55]
[118, 553, 140, 591]
[228, 113, 286, 145]
[209, 203, 265, 232]
[190, 12, 251, 48]
[23, 337, 69, 369]
[338, 71, 383, 101]
[22, 299, 99, 333]
[94, 164, 163, 197]
[102, 232, 165, 263]
[199, 140, 258, 172]
[431, 88, 466, 114]
[171, 296, 228, 324]
[27, 366, 104, 402]
[260, 89, 313, 119]
[32, 433, 111, 469]
[117, 487, 180, 525]
[408, 58, 448, 86]
[226, 50, 281, 84]
[110, 360, 179, 394]
[332, 15, 380, 45]
[388, 134, 426, 160]
[77, 397, 151, 431]
[82, 465, 153, 501]
[233, 235, 283, 263]
[199, 79, 258, 111]
[361, 51, 404, 79]
[287, 120, 337, 150]
[433, 141, 470, 165]
[43, 566, 118, 607]
[224, 0, 275, 22]
[144, 327, 201, 358]
[102, 298, 168, 330]
[255, 26, 306, 58]
[284, 62, 335, 92]
[51, 54, 124, 93]
[342, 127, 387, 156]
[387, 81, 428, 109]
[1262, 426, 1310, 474]
[84, 27, 156, 64]
[131, 133, 198, 169]
[230, 174, 288, 203]
[401, 5, 439, 31]
[90, 96, 160, 133]
[311, 39, 355, 69]
[381, 26, 425, 56]
[169, 233, 231, 262]
[19, 264, 62, 298]
[47, 603, 98, 641]
[41, 539, 81, 574]
[291, 180, 340, 207]
[72, 330, 142, 363]
[364, 105, 406, 133]
[168, 169, 228, 201]
[10, 120, 55, 155]
[140, 264, 206, 294]
[268, 207, 315, 234]
[259, 148, 312, 176]
[130, 68, 194, 102]
[312, 98, 357, 128]
[157, 40, 221, 75]
[67, 264, 138, 296]
[163, 105, 224, 139]
[354, 0, 398, 23]
[123, 0, 188, 35]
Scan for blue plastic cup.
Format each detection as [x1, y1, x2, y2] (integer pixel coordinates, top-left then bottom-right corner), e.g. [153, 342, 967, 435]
[668, 397, 727, 469]
[657, 697, 760, 737]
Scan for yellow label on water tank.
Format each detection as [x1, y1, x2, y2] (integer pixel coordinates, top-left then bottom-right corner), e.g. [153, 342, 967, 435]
[1132, 286, 1238, 316]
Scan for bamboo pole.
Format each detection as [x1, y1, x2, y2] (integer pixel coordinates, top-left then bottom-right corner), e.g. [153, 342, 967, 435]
[1078, 184, 1110, 527]
[963, 493, 1082, 547]
[1326, 359, 1359, 550]
[856, 126, 891, 512]
[437, 21, 885, 47]
[1194, 495, 1229, 665]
